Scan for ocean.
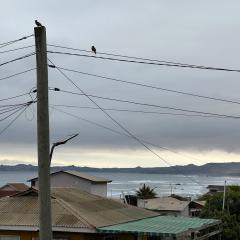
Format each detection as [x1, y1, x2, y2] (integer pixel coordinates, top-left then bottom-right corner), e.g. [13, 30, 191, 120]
[1, 171, 240, 199]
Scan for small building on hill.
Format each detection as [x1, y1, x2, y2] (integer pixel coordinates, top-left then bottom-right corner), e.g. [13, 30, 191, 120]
[0, 183, 29, 197]
[207, 185, 224, 193]
[0, 187, 222, 240]
[28, 170, 111, 197]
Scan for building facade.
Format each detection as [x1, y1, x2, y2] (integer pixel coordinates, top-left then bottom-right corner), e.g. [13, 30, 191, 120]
[29, 170, 111, 197]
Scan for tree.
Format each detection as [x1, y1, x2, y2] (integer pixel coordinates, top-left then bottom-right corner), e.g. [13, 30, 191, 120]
[200, 186, 240, 240]
[136, 184, 157, 199]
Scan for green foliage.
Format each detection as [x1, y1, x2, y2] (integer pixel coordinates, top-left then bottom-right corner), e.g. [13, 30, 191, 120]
[136, 184, 157, 199]
[200, 186, 240, 240]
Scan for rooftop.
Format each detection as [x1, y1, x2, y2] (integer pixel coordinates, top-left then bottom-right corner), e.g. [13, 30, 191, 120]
[98, 215, 221, 237]
[140, 197, 189, 212]
[207, 185, 224, 191]
[28, 170, 112, 183]
[0, 187, 157, 232]
[0, 183, 29, 192]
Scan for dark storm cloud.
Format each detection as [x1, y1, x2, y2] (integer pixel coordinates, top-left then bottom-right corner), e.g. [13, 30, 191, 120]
[1, 0, 240, 154]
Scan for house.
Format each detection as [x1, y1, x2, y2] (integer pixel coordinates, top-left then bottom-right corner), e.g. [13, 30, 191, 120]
[0, 183, 29, 197]
[189, 201, 206, 217]
[0, 187, 222, 240]
[28, 170, 112, 197]
[137, 197, 190, 217]
[207, 185, 224, 193]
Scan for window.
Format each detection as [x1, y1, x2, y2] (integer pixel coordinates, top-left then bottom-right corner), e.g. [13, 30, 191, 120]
[0, 236, 20, 240]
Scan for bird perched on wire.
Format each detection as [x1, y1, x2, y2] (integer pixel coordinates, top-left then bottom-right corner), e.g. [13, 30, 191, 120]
[91, 46, 96, 54]
[35, 20, 42, 27]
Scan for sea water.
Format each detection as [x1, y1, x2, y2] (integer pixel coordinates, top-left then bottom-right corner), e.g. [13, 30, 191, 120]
[1, 171, 240, 199]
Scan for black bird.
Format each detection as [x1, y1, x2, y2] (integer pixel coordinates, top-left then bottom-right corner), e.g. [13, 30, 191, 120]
[91, 46, 96, 54]
[35, 20, 42, 27]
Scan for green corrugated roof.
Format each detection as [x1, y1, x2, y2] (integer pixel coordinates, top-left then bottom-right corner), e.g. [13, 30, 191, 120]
[97, 216, 221, 237]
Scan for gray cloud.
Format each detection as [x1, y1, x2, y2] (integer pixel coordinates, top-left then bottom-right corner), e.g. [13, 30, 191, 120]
[1, 0, 240, 162]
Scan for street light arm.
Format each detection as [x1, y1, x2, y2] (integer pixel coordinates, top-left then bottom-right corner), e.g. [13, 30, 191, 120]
[49, 133, 79, 164]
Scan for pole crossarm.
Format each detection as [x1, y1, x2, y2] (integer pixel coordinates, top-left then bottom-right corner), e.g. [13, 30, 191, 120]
[49, 133, 79, 163]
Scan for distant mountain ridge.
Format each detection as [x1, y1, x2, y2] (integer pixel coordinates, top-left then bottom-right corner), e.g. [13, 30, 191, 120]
[0, 162, 240, 176]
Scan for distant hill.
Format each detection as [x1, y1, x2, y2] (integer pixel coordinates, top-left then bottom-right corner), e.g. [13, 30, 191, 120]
[1, 162, 240, 176]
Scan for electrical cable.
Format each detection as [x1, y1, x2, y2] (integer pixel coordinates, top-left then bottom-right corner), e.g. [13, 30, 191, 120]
[0, 92, 32, 102]
[47, 50, 240, 73]
[0, 105, 26, 122]
[0, 45, 34, 54]
[0, 52, 35, 68]
[0, 34, 34, 49]
[0, 105, 27, 115]
[47, 43, 234, 70]
[0, 103, 32, 136]
[51, 104, 226, 119]
[0, 88, 36, 107]
[52, 66, 240, 106]
[0, 102, 32, 108]
[48, 58, 203, 186]
[0, 68, 36, 82]
[52, 88, 240, 119]
[52, 106, 206, 179]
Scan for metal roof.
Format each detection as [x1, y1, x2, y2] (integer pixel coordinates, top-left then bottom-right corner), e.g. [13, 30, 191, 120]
[139, 197, 189, 212]
[64, 170, 112, 183]
[0, 196, 93, 230]
[28, 170, 112, 183]
[97, 215, 221, 237]
[51, 188, 157, 227]
[0, 183, 29, 192]
[0, 187, 157, 232]
[191, 200, 206, 207]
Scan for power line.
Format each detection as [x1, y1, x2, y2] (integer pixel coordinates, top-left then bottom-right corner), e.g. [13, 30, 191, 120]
[0, 45, 34, 54]
[47, 43, 237, 70]
[0, 34, 34, 49]
[52, 65, 240, 106]
[48, 58, 203, 186]
[0, 52, 35, 68]
[0, 101, 35, 109]
[0, 105, 28, 115]
[0, 92, 32, 102]
[0, 68, 36, 82]
[52, 106, 206, 177]
[52, 88, 240, 119]
[0, 88, 36, 105]
[0, 105, 26, 122]
[47, 50, 240, 73]
[52, 104, 226, 119]
[0, 103, 32, 136]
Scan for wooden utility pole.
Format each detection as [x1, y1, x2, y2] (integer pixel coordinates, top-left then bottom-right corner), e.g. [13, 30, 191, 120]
[34, 25, 52, 240]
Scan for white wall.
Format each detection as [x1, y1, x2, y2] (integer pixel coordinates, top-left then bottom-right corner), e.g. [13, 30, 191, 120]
[137, 199, 148, 208]
[91, 183, 107, 197]
[32, 172, 107, 197]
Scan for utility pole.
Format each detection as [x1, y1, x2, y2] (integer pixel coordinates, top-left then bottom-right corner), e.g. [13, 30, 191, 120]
[34, 25, 52, 240]
[222, 180, 226, 211]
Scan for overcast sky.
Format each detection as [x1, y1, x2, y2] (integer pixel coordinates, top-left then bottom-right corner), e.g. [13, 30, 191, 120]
[1, 1, 240, 167]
